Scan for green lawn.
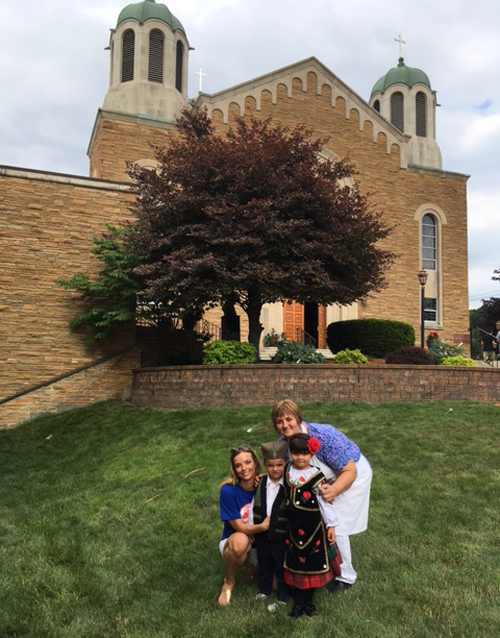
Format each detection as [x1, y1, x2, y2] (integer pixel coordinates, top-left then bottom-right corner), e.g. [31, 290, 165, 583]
[1, 400, 499, 638]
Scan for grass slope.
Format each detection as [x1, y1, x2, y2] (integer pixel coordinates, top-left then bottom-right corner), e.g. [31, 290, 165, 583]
[0, 400, 499, 638]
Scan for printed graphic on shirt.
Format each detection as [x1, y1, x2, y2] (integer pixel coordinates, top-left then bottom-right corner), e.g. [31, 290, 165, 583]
[240, 502, 250, 524]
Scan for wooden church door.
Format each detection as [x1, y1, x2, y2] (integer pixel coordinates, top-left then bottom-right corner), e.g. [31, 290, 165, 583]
[317, 305, 326, 349]
[283, 300, 326, 348]
[283, 300, 304, 343]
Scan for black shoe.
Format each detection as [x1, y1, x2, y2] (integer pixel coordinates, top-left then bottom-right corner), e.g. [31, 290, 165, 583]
[287, 604, 304, 618]
[303, 603, 316, 617]
[326, 580, 352, 594]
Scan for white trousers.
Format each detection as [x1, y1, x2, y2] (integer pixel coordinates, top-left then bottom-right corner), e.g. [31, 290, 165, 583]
[335, 534, 357, 584]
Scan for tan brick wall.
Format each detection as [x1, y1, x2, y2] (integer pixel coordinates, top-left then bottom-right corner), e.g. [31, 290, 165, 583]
[130, 365, 500, 409]
[0, 349, 140, 430]
[89, 113, 176, 182]
[0, 170, 136, 402]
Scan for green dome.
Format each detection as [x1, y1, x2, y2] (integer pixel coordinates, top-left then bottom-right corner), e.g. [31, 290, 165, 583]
[371, 57, 431, 96]
[117, 0, 186, 36]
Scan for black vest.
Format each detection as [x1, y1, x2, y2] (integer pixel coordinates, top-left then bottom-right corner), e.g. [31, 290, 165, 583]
[252, 475, 287, 541]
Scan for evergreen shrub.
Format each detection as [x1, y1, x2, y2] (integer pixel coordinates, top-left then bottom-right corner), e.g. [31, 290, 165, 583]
[334, 349, 368, 364]
[327, 319, 415, 358]
[441, 356, 477, 367]
[386, 347, 434, 365]
[271, 341, 326, 364]
[203, 340, 256, 365]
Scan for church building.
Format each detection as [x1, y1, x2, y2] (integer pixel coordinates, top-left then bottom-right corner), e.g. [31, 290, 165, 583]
[0, 0, 469, 426]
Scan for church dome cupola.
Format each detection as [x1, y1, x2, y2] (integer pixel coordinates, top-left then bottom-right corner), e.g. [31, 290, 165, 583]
[371, 57, 431, 97]
[117, 0, 186, 36]
[102, 0, 190, 122]
[370, 55, 442, 170]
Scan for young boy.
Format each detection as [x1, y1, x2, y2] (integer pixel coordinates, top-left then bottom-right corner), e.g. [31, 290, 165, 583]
[249, 441, 289, 611]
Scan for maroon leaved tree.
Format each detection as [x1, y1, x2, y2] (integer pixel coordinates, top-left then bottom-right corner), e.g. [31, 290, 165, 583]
[127, 108, 394, 356]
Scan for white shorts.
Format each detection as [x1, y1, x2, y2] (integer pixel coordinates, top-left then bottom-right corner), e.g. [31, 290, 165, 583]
[218, 537, 258, 565]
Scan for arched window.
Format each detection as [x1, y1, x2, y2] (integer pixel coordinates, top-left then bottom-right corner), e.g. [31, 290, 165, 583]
[148, 29, 164, 83]
[121, 29, 135, 82]
[175, 41, 184, 92]
[422, 214, 437, 270]
[390, 91, 404, 133]
[416, 92, 427, 137]
[373, 99, 380, 113]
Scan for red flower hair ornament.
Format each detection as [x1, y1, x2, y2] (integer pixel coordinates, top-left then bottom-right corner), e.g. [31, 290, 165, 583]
[307, 438, 321, 455]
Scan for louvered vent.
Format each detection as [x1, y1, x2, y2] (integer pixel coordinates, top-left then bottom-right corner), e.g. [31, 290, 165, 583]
[390, 92, 404, 133]
[148, 29, 164, 83]
[121, 30, 135, 83]
[416, 92, 427, 137]
[176, 41, 183, 92]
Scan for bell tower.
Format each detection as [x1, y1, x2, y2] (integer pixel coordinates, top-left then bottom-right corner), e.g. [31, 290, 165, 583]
[88, 0, 190, 181]
[369, 56, 442, 170]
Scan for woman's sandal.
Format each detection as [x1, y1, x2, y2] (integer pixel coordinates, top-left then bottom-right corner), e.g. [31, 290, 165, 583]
[218, 588, 232, 606]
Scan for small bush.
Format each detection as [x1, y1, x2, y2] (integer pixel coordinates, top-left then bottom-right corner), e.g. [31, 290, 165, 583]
[441, 356, 477, 367]
[386, 346, 434, 365]
[334, 349, 368, 365]
[271, 341, 326, 364]
[203, 340, 256, 365]
[428, 340, 466, 364]
[327, 318, 415, 358]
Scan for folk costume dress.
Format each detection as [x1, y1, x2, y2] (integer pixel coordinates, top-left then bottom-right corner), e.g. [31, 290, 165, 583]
[283, 463, 341, 589]
[280, 422, 372, 584]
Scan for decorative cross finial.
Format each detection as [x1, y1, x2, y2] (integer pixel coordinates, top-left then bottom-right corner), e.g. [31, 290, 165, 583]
[196, 68, 207, 92]
[394, 32, 406, 57]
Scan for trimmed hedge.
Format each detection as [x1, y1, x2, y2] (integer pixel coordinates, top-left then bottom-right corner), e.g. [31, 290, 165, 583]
[327, 318, 415, 358]
[203, 340, 256, 365]
[386, 347, 434, 365]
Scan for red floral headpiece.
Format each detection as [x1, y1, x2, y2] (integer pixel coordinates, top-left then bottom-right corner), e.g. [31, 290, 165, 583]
[307, 438, 321, 455]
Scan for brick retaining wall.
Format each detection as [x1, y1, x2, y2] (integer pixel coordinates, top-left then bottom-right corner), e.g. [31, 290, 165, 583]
[131, 364, 500, 409]
[0, 349, 140, 429]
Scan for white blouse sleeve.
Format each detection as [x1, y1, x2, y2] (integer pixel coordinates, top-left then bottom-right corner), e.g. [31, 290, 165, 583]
[315, 485, 338, 528]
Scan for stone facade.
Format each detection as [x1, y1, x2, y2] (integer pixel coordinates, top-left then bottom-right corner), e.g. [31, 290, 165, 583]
[0, 168, 136, 427]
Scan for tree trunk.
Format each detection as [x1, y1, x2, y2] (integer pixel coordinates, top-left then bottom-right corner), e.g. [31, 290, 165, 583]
[245, 301, 264, 361]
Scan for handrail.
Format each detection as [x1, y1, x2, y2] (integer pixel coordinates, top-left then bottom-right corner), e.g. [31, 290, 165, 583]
[0, 346, 136, 406]
[196, 319, 222, 343]
[295, 327, 317, 348]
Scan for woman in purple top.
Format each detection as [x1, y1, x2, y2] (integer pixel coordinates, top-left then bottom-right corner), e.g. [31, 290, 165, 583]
[271, 399, 372, 594]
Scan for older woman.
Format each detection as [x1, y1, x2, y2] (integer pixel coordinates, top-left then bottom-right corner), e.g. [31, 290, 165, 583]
[218, 444, 270, 605]
[271, 400, 372, 593]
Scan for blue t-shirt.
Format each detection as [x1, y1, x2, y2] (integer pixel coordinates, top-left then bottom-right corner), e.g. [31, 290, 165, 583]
[219, 484, 254, 541]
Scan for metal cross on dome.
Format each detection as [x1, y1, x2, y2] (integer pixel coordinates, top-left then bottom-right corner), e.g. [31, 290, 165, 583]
[196, 68, 207, 92]
[394, 32, 406, 57]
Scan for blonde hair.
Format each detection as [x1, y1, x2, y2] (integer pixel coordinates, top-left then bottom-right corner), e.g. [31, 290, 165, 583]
[270, 399, 303, 430]
[219, 444, 262, 491]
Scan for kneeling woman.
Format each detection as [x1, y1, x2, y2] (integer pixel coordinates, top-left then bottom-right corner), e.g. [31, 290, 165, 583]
[218, 444, 270, 605]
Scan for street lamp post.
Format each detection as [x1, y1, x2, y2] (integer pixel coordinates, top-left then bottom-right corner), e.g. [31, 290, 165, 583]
[418, 270, 428, 348]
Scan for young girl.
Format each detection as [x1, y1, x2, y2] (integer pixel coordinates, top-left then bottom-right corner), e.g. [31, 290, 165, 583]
[218, 444, 270, 605]
[283, 433, 342, 618]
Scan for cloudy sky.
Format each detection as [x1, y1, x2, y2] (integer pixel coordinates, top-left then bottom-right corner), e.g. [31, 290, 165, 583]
[2, 0, 500, 308]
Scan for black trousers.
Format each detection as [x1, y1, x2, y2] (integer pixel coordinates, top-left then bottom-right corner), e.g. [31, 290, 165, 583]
[255, 539, 288, 601]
